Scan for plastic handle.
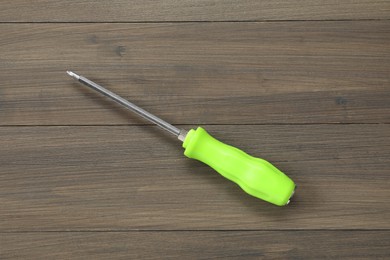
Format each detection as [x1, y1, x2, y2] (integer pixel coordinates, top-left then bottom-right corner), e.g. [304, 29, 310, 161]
[183, 127, 295, 206]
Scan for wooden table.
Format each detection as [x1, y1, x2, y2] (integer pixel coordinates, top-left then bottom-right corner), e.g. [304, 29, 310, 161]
[1, 1, 389, 258]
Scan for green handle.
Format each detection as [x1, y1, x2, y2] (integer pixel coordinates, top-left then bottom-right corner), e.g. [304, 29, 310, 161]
[183, 127, 295, 206]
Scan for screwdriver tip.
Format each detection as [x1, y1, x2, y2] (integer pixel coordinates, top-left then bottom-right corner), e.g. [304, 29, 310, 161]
[66, 71, 80, 80]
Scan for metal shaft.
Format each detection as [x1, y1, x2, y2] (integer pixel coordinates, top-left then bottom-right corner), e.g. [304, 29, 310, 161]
[67, 71, 186, 140]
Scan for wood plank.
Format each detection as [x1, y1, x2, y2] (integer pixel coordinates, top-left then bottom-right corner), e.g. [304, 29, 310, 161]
[0, 125, 388, 231]
[0, 22, 389, 125]
[1, 231, 389, 259]
[1, 0, 389, 22]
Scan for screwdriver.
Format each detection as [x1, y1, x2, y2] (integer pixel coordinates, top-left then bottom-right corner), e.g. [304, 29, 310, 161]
[67, 71, 295, 206]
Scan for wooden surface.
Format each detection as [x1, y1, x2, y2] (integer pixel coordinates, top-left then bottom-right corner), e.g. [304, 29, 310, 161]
[2, 232, 389, 259]
[1, 1, 389, 259]
[1, 0, 390, 21]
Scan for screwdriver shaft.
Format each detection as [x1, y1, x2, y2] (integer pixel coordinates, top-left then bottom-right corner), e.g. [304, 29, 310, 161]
[67, 71, 184, 139]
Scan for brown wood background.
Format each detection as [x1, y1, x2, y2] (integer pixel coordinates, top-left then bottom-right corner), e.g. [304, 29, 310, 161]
[1, 1, 389, 259]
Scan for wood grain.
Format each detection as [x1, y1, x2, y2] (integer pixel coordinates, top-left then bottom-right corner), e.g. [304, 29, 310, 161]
[1, 231, 389, 259]
[0, 22, 389, 125]
[1, 0, 389, 257]
[1, 125, 388, 231]
[1, 0, 389, 22]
